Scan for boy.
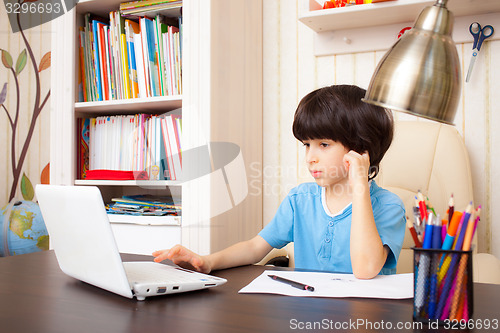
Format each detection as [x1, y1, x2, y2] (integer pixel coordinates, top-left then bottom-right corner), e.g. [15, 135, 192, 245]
[153, 85, 406, 279]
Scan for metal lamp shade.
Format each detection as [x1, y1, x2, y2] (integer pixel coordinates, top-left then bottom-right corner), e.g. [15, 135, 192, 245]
[363, 2, 461, 125]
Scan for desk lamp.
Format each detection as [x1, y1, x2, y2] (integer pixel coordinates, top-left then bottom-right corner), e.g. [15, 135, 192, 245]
[363, 0, 461, 125]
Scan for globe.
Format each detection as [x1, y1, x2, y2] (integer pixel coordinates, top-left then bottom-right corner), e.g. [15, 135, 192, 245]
[0, 200, 49, 256]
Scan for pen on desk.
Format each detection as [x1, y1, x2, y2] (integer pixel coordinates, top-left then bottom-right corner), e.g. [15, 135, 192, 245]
[268, 275, 315, 291]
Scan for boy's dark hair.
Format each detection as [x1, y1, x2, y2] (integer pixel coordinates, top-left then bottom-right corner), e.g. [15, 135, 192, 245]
[292, 84, 393, 180]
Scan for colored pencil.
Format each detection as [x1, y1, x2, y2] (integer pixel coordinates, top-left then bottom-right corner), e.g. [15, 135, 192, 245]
[442, 211, 463, 250]
[407, 219, 422, 248]
[447, 194, 454, 229]
[417, 191, 428, 221]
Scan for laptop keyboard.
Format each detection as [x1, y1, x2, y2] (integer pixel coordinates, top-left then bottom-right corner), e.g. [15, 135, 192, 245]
[123, 262, 205, 284]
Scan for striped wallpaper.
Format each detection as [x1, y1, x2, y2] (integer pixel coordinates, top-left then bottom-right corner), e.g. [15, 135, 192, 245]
[262, 0, 500, 258]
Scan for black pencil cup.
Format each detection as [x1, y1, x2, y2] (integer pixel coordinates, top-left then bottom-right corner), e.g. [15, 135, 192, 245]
[412, 247, 474, 325]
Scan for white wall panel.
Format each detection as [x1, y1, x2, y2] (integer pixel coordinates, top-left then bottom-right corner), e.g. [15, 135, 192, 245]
[488, 40, 500, 258]
[262, 0, 281, 225]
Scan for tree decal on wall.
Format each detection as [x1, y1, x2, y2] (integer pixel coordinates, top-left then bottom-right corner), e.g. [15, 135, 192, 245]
[1, 0, 51, 202]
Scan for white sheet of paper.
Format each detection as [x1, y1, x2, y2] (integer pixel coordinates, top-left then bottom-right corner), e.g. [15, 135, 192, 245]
[239, 270, 414, 299]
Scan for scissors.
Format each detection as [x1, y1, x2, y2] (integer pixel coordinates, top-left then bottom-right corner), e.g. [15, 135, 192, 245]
[466, 22, 494, 82]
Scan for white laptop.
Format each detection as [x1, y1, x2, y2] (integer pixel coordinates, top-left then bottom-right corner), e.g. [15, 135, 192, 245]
[35, 184, 226, 301]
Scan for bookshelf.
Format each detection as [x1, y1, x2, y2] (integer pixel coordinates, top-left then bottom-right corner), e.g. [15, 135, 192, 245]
[50, 0, 263, 255]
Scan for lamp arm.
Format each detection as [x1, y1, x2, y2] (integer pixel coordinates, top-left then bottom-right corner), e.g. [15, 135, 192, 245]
[435, 0, 448, 7]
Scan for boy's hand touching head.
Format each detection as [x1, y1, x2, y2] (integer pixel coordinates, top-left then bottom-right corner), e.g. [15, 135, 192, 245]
[343, 150, 371, 192]
[152, 245, 212, 274]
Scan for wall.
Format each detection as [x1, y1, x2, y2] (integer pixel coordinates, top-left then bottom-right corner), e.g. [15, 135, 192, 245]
[0, 9, 51, 208]
[262, 0, 500, 257]
[2, 1, 498, 259]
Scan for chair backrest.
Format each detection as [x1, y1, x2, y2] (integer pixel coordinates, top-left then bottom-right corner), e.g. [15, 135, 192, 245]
[375, 121, 474, 273]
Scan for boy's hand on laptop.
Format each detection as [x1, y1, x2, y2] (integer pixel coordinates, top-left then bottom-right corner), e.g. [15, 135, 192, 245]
[152, 245, 211, 274]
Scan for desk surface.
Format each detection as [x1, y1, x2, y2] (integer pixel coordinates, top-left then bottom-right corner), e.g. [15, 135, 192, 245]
[1, 251, 499, 333]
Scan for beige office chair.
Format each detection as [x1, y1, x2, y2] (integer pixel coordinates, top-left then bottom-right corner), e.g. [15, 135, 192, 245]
[259, 121, 500, 284]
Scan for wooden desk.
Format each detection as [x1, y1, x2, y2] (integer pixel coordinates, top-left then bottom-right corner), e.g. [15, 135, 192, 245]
[1, 251, 499, 332]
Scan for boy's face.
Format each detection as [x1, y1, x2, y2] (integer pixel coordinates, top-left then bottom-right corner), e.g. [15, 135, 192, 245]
[303, 139, 350, 188]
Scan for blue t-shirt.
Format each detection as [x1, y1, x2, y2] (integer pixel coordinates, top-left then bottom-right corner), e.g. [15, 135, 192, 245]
[258, 181, 406, 275]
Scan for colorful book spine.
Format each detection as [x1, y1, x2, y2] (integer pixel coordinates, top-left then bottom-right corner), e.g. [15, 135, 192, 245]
[125, 19, 140, 98]
[98, 23, 110, 100]
[78, 27, 87, 102]
[120, 33, 131, 99]
[133, 31, 147, 98]
[143, 17, 160, 96]
[77, 118, 90, 179]
[80, 9, 182, 101]
[120, 0, 180, 11]
[91, 20, 103, 101]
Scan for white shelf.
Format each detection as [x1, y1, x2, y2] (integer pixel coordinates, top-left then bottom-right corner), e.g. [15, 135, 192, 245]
[75, 95, 182, 115]
[75, 179, 182, 187]
[108, 214, 181, 226]
[299, 0, 500, 33]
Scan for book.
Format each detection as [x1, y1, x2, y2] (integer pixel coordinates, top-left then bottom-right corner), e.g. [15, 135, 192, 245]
[97, 22, 110, 100]
[79, 9, 182, 101]
[120, 34, 131, 99]
[121, 1, 183, 18]
[78, 27, 87, 102]
[87, 114, 181, 177]
[114, 194, 180, 209]
[104, 26, 116, 100]
[120, 0, 181, 11]
[132, 30, 147, 98]
[84, 13, 109, 101]
[166, 114, 182, 174]
[143, 17, 160, 96]
[91, 20, 104, 101]
[158, 118, 170, 180]
[159, 114, 182, 180]
[109, 11, 124, 99]
[139, 18, 152, 97]
[108, 193, 181, 216]
[125, 19, 141, 98]
[154, 15, 168, 95]
[160, 115, 175, 180]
